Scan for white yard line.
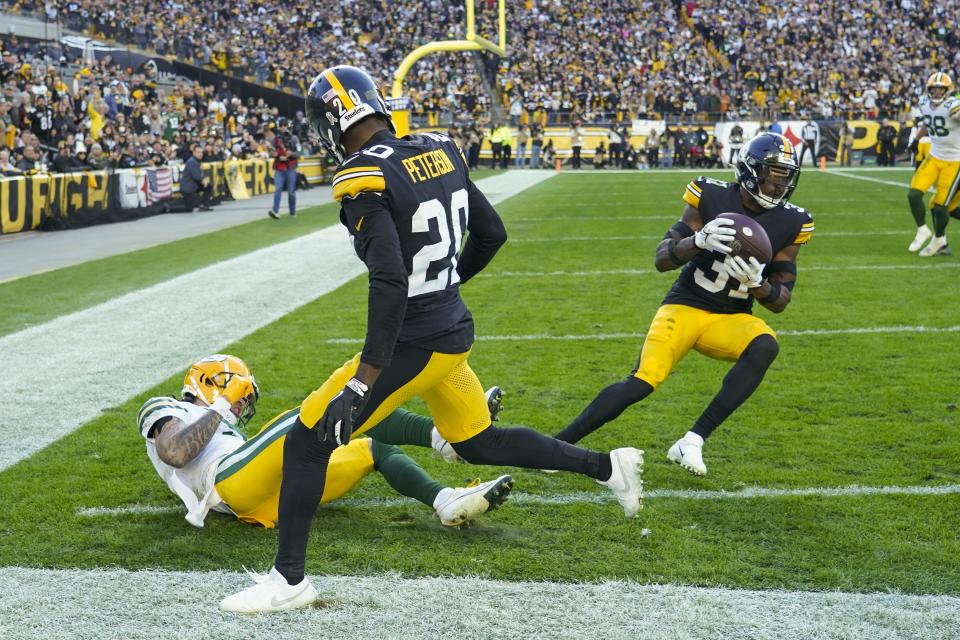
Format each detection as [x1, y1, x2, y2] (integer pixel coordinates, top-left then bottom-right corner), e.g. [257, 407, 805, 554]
[0, 172, 554, 473]
[480, 263, 960, 278]
[76, 483, 960, 518]
[0, 567, 956, 640]
[322, 325, 960, 345]
[827, 170, 912, 189]
[510, 230, 913, 242]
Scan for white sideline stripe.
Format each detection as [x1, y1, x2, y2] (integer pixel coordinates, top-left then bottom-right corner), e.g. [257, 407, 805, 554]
[827, 170, 912, 189]
[0, 171, 553, 473]
[76, 483, 960, 518]
[322, 325, 960, 344]
[480, 262, 960, 278]
[0, 567, 956, 640]
[510, 230, 910, 242]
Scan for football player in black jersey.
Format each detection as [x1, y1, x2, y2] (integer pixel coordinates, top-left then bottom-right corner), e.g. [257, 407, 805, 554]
[556, 133, 814, 476]
[220, 66, 643, 613]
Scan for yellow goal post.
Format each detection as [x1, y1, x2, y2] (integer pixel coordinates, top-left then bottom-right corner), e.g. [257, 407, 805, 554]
[387, 0, 506, 136]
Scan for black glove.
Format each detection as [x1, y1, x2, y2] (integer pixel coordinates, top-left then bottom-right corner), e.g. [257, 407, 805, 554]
[318, 377, 369, 445]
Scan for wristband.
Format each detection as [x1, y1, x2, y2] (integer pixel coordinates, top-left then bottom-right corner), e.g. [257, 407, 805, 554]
[211, 396, 234, 421]
[760, 282, 782, 303]
[666, 239, 685, 266]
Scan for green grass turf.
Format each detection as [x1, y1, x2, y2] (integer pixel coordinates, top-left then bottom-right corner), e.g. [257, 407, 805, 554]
[1, 168, 959, 595]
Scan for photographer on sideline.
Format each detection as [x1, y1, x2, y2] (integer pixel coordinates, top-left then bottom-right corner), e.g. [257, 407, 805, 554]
[267, 117, 301, 219]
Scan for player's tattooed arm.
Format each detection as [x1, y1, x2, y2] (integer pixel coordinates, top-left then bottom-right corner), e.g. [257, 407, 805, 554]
[752, 244, 799, 314]
[655, 204, 703, 271]
[154, 411, 223, 468]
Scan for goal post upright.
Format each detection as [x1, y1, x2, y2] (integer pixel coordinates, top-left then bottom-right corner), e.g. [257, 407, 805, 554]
[388, 0, 506, 136]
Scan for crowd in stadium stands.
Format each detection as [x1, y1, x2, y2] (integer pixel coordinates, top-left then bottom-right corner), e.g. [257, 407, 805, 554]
[0, 35, 318, 178]
[2, 0, 958, 178]
[688, 0, 960, 122]
[2, 0, 490, 127]
[487, 0, 728, 125]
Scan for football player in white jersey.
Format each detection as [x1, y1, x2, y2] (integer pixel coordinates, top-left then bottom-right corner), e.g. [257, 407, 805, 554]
[138, 354, 514, 542]
[907, 71, 960, 256]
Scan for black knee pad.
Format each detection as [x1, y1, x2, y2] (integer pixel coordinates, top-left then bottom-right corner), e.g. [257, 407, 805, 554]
[744, 334, 780, 365]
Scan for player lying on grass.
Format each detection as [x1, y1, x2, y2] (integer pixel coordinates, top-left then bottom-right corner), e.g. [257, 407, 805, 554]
[556, 133, 814, 476]
[137, 354, 513, 531]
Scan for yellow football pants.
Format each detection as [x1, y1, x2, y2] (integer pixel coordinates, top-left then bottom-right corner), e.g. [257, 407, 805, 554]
[299, 347, 491, 445]
[214, 408, 375, 528]
[633, 304, 775, 389]
[910, 154, 960, 207]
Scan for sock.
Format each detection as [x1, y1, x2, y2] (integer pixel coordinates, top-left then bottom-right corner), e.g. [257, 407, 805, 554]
[453, 425, 613, 481]
[555, 377, 654, 443]
[691, 335, 779, 440]
[273, 419, 336, 585]
[363, 408, 433, 447]
[931, 205, 950, 238]
[908, 189, 927, 227]
[370, 440, 444, 507]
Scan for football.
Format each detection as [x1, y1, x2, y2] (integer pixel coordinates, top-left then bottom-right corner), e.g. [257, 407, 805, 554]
[718, 213, 773, 264]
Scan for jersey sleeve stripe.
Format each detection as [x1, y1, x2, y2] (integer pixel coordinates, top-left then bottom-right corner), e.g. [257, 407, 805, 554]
[683, 186, 701, 208]
[687, 181, 702, 195]
[793, 231, 813, 244]
[137, 397, 176, 424]
[334, 165, 382, 179]
[333, 175, 387, 202]
[332, 170, 385, 187]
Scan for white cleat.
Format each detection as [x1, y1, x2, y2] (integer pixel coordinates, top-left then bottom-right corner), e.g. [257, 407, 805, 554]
[667, 438, 707, 476]
[918, 235, 948, 257]
[598, 447, 644, 518]
[435, 475, 514, 527]
[909, 225, 933, 252]
[431, 427, 464, 463]
[220, 567, 318, 614]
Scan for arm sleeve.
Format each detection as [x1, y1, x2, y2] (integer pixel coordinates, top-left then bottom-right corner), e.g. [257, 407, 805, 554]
[456, 179, 507, 283]
[340, 193, 408, 368]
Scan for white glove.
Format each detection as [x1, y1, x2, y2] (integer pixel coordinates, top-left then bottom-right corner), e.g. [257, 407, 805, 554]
[724, 255, 765, 289]
[694, 217, 736, 254]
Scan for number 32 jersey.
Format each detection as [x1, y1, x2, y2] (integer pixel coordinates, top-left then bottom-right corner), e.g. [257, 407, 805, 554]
[663, 176, 814, 314]
[332, 130, 507, 366]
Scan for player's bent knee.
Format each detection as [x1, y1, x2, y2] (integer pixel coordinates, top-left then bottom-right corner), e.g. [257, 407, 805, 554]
[284, 417, 337, 464]
[908, 188, 926, 204]
[742, 334, 779, 365]
[450, 426, 501, 465]
[368, 439, 401, 468]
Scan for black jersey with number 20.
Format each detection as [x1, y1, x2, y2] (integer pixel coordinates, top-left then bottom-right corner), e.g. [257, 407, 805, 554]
[332, 129, 506, 367]
[663, 176, 815, 314]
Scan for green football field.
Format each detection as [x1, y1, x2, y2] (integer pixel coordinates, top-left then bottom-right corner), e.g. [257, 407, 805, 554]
[1, 167, 958, 638]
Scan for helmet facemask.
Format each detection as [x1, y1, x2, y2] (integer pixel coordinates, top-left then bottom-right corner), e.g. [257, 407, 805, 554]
[928, 85, 949, 105]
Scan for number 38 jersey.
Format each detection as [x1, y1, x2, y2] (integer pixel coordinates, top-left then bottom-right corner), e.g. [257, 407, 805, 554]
[918, 95, 960, 161]
[332, 129, 507, 366]
[663, 176, 814, 314]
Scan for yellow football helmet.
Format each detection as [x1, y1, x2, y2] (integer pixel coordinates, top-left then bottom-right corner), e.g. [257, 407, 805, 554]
[182, 354, 259, 426]
[926, 71, 953, 104]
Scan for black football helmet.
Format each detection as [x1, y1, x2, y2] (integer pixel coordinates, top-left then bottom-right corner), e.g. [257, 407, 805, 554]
[305, 66, 394, 162]
[735, 132, 800, 209]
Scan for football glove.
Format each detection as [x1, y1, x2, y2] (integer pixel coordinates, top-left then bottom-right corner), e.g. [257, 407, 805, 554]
[724, 255, 765, 289]
[318, 377, 369, 446]
[210, 374, 257, 424]
[694, 217, 736, 254]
